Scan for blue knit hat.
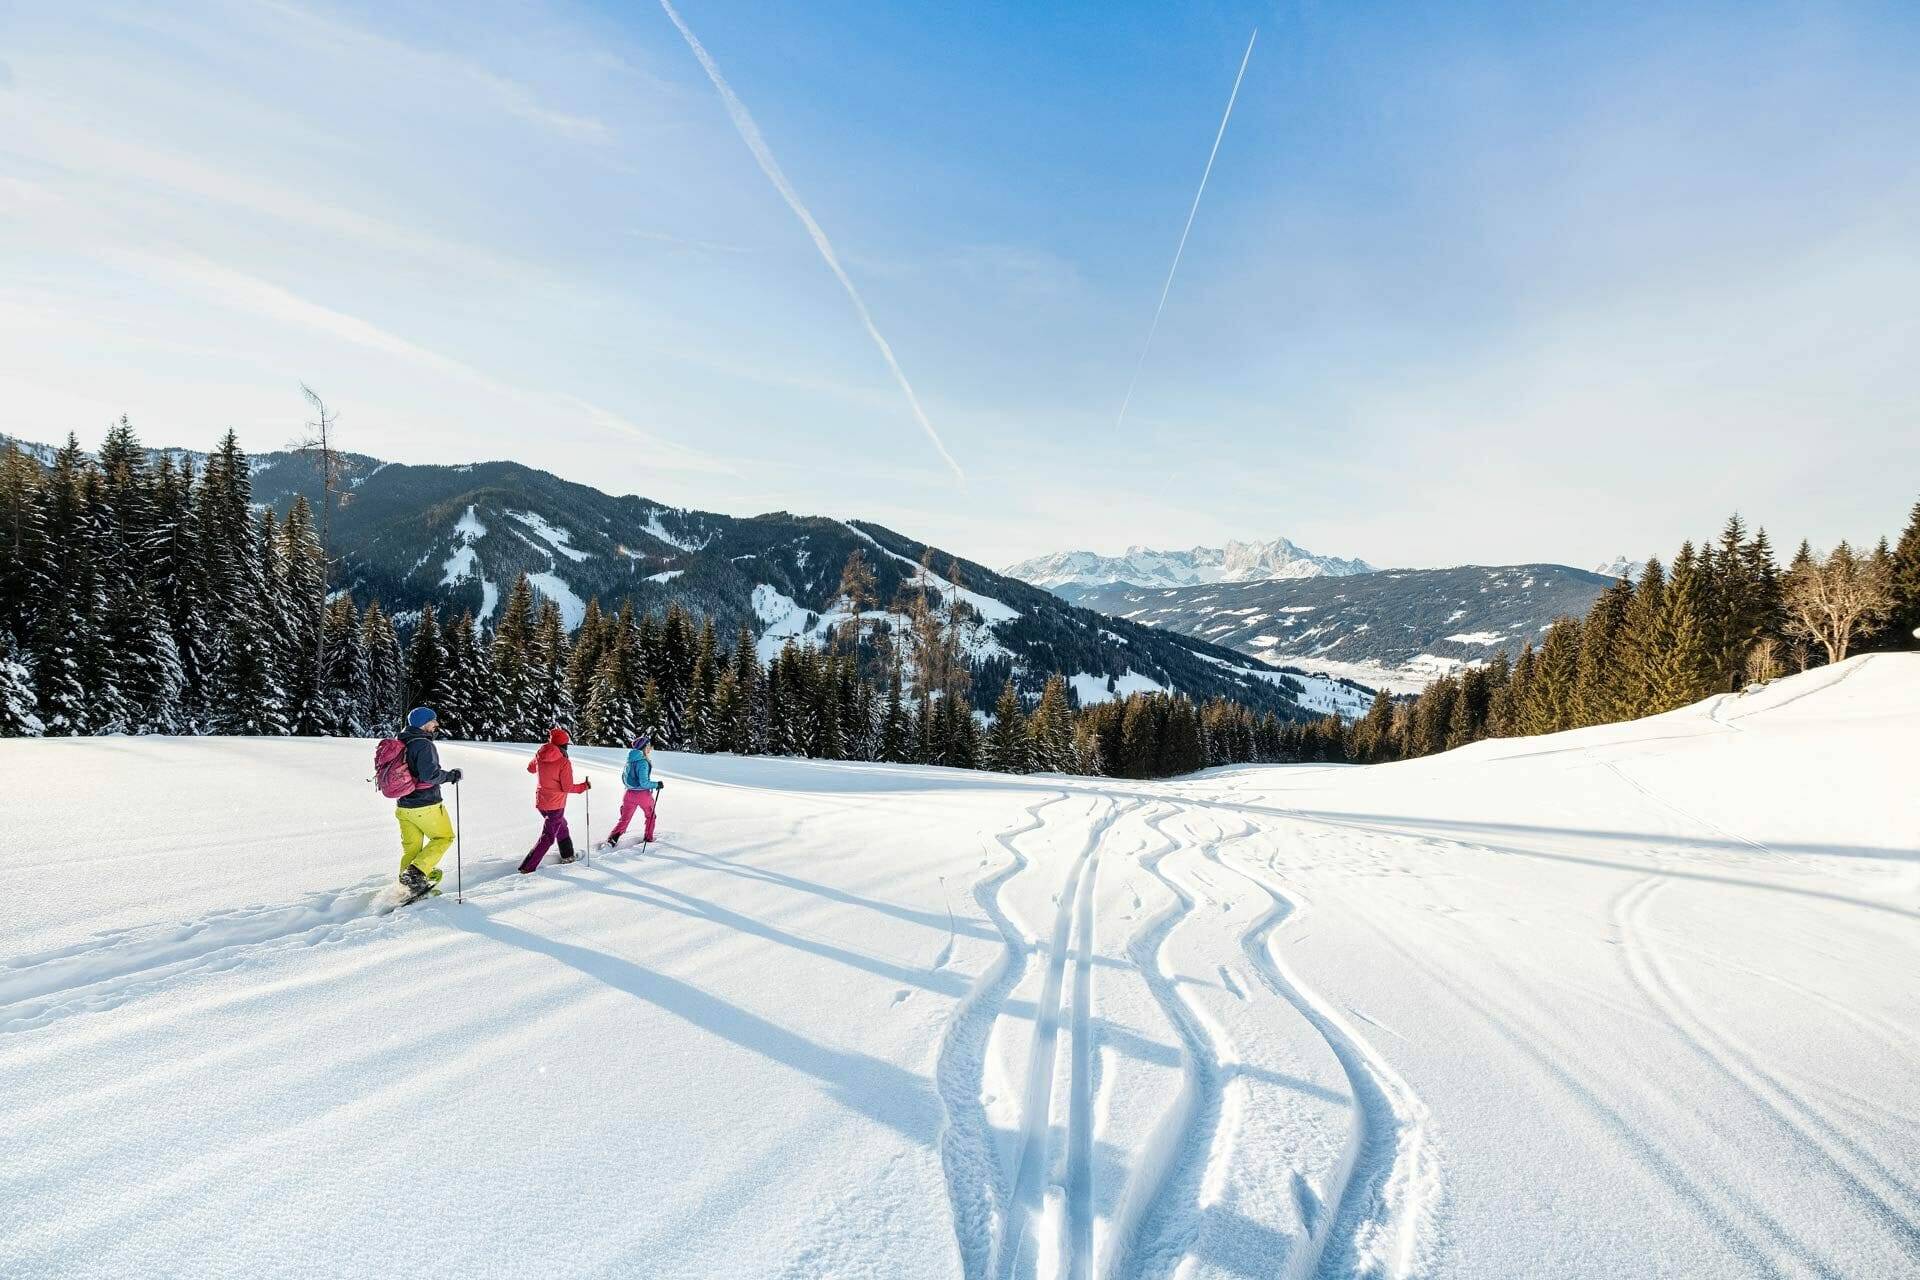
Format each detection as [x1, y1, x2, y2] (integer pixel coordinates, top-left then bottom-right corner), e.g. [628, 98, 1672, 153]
[407, 706, 437, 729]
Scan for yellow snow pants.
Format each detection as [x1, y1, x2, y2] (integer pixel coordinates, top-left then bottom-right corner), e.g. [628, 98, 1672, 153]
[396, 803, 455, 877]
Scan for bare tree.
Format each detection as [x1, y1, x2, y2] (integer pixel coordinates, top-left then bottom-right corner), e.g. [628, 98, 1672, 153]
[292, 383, 347, 588]
[835, 548, 877, 658]
[1782, 541, 1893, 664]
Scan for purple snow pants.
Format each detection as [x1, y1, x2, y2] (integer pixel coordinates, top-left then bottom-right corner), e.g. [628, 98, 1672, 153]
[519, 807, 572, 872]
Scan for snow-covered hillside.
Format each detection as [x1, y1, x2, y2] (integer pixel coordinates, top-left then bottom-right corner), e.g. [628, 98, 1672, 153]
[1005, 537, 1374, 592]
[2, 655, 1915, 1278]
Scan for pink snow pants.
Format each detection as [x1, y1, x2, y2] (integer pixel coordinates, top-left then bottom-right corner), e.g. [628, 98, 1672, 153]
[609, 787, 658, 843]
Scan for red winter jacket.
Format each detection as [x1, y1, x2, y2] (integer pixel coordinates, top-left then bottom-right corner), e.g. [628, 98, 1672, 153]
[529, 742, 590, 811]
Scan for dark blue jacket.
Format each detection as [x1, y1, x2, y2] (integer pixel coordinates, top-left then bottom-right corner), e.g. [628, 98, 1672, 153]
[399, 727, 450, 808]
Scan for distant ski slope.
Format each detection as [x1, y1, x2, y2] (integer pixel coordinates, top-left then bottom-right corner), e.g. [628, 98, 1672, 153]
[2, 655, 1915, 1277]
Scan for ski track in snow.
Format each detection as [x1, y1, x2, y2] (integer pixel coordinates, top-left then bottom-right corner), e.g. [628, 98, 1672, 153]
[997, 796, 1137, 1280]
[936, 791, 1068, 1280]
[1217, 839, 1439, 1280]
[1615, 878, 1920, 1263]
[1105, 807, 1241, 1280]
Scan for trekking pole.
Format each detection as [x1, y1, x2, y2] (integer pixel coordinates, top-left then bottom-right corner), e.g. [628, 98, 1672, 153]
[455, 781, 464, 905]
[585, 785, 592, 865]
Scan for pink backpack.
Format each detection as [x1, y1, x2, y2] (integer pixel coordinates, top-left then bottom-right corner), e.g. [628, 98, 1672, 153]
[373, 738, 421, 799]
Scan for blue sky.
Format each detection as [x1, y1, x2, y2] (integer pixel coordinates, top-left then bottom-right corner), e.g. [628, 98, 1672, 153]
[1, 0, 1915, 570]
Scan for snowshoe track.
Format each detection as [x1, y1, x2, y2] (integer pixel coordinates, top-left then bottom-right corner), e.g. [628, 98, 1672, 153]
[936, 792, 1069, 1280]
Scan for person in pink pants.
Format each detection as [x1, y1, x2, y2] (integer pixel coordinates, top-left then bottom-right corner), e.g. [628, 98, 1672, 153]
[605, 733, 664, 848]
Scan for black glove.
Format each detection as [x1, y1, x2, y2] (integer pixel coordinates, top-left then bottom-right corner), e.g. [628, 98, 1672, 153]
[654, 780, 665, 792]
[445, 768, 464, 785]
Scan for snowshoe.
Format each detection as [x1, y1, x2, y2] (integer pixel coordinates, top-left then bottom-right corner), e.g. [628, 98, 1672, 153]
[555, 851, 579, 864]
[398, 866, 434, 905]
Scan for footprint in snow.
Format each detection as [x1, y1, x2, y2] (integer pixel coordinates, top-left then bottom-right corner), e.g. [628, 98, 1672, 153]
[891, 989, 912, 1007]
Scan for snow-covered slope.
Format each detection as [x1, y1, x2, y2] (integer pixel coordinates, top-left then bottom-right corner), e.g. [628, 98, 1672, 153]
[1005, 537, 1374, 592]
[2, 654, 1915, 1278]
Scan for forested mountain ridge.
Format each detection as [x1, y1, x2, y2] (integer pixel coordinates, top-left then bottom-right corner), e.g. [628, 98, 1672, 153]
[1072, 564, 1618, 693]
[0, 430, 1372, 721]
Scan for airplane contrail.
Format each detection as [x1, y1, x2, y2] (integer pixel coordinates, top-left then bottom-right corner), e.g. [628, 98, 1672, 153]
[1115, 28, 1257, 431]
[654, 0, 965, 485]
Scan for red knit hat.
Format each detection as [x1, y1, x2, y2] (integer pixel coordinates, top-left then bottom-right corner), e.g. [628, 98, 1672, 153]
[548, 726, 571, 746]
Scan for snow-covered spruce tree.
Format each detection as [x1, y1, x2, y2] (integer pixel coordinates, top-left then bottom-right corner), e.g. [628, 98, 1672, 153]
[278, 498, 327, 735]
[361, 601, 406, 732]
[879, 662, 908, 763]
[984, 678, 1029, 774]
[439, 612, 492, 739]
[0, 637, 44, 736]
[489, 575, 540, 742]
[658, 603, 695, 744]
[0, 441, 45, 655]
[404, 605, 448, 717]
[726, 625, 760, 754]
[153, 456, 212, 728]
[564, 598, 608, 720]
[316, 596, 369, 736]
[1025, 674, 1072, 772]
[684, 618, 717, 752]
[31, 437, 99, 735]
[530, 598, 572, 731]
[638, 676, 665, 746]
[1892, 500, 1920, 646]
[583, 625, 644, 747]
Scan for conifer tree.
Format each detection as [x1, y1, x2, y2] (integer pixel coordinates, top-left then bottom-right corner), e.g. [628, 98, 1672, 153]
[1026, 675, 1073, 772]
[984, 678, 1029, 773]
[0, 637, 43, 736]
[638, 676, 665, 743]
[1649, 543, 1715, 709]
[404, 605, 448, 715]
[33, 438, 99, 735]
[361, 602, 406, 731]
[565, 599, 609, 716]
[1890, 500, 1920, 646]
[726, 625, 761, 754]
[316, 596, 370, 736]
[1574, 580, 1631, 726]
[1617, 558, 1668, 716]
[1351, 688, 1395, 762]
[584, 626, 645, 746]
[1118, 695, 1157, 778]
[0, 441, 45, 655]
[530, 599, 572, 729]
[879, 662, 909, 762]
[686, 617, 718, 751]
[489, 575, 540, 741]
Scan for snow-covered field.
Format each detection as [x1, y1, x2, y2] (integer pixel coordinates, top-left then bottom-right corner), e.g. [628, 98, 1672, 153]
[2, 656, 1916, 1278]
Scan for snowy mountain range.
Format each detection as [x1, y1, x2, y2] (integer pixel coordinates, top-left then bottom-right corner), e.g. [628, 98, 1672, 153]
[204, 447, 1370, 720]
[1592, 555, 1642, 580]
[1003, 538, 1375, 592]
[1074, 564, 1617, 694]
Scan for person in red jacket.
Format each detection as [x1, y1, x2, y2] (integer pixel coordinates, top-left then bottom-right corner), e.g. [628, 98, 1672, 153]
[519, 726, 591, 873]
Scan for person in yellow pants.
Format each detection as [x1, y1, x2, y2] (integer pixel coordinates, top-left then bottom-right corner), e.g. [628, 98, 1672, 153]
[397, 802, 455, 881]
[395, 706, 462, 897]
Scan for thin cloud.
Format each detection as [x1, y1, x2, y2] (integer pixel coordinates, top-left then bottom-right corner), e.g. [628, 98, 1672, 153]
[110, 248, 735, 476]
[652, 0, 964, 485]
[250, 0, 612, 144]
